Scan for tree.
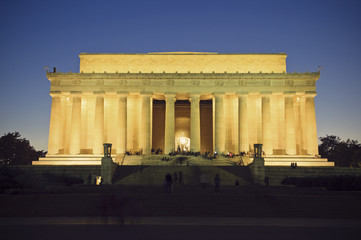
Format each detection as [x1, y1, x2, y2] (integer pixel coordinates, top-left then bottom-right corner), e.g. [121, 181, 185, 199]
[0, 132, 46, 165]
[319, 135, 361, 167]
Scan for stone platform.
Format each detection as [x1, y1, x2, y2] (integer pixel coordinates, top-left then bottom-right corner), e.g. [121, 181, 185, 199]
[35, 154, 334, 167]
[35, 155, 103, 165]
[262, 155, 334, 167]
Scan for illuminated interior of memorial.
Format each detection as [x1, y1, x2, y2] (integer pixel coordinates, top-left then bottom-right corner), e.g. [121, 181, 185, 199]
[34, 52, 334, 167]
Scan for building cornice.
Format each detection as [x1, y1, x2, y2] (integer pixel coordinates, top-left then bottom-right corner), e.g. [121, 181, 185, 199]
[79, 52, 288, 56]
[47, 71, 319, 94]
[47, 71, 320, 80]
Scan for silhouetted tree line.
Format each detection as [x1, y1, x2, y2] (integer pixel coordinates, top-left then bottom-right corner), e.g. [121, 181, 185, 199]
[282, 175, 361, 190]
[319, 135, 361, 167]
[0, 132, 46, 165]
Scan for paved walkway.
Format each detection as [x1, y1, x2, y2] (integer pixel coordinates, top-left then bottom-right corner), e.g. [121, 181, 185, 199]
[1, 216, 360, 228]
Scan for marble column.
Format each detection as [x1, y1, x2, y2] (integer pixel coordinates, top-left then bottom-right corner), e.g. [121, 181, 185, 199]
[300, 97, 308, 154]
[305, 92, 319, 155]
[214, 92, 225, 153]
[190, 93, 201, 152]
[164, 93, 175, 154]
[93, 93, 104, 155]
[48, 93, 61, 155]
[141, 92, 152, 154]
[238, 92, 249, 153]
[69, 94, 81, 155]
[294, 96, 302, 155]
[284, 92, 296, 155]
[262, 92, 272, 155]
[117, 92, 128, 155]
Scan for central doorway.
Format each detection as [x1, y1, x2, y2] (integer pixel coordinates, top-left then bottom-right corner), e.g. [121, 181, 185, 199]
[176, 137, 190, 152]
[152, 99, 213, 153]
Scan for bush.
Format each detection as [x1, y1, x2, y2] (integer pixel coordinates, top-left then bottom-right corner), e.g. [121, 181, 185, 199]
[0, 175, 18, 191]
[281, 175, 361, 191]
[42, 173, 84, 186]
[0, 166, 19, 191]
[0, 166, 84, 191]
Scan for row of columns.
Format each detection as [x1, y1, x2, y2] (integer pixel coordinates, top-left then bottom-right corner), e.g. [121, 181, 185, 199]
[235, 91, 318, 156]
[161, 91, 317, 156]
[48, 91, 319, 156]
[48, 91, 153, 155]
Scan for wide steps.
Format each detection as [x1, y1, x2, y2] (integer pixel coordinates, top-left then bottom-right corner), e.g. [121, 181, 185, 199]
[112, 165, 253, 185]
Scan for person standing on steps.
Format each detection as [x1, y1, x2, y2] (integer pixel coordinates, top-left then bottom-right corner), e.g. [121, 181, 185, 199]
[165, 172, 173, 194]
[173, 172, 178, 192]
[214, 173, 221, 194]
[178, 171, 184, 186]
[173, 172, 178, 186]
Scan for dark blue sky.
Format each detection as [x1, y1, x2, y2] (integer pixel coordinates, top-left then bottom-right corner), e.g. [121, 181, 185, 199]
[0, 0, 360, 151]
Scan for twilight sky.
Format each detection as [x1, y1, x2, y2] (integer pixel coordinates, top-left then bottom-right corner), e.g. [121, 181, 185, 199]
[0, 0, 360, 151]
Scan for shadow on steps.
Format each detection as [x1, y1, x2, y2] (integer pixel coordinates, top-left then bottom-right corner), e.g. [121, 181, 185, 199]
[111, 165, 254, 185]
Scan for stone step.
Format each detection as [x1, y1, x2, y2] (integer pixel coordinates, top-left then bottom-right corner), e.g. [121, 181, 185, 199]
[112, 165, 253, 185]
[264, 157, 329, 162]
[34, 160, 101, 165]
[265, 161, 334, 167]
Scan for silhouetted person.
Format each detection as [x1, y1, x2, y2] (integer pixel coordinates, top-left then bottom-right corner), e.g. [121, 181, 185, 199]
[264, 177, 269, 186]
[235, 179, 239, 186]
[179, 171, 184, 186]
[214, 174, 220, 194]
[87, 174, 92, 185]
[165, 173, 173, 194]
[173, 172, 178, 186]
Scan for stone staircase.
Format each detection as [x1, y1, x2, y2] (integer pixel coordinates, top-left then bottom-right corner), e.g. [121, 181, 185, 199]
[111, 165, 253, 185]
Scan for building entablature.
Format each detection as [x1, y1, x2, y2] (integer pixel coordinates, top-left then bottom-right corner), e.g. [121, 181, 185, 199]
[48, 72, 319, 94]
[47, 71, 319, 80]
[49, 90, 317, 102]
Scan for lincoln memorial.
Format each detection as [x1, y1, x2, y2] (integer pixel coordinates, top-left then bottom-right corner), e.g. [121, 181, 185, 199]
[35, 52, 333, 166]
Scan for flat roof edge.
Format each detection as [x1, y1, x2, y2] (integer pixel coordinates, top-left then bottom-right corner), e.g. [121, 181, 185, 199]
[79, 52, 287, 56]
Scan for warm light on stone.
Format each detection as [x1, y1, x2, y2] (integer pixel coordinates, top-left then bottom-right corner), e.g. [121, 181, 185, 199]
[34, 52, 334, 167]
[79, 52, 287, 74]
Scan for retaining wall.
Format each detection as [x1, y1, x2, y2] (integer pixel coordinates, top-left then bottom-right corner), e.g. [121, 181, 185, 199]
[266, 166, 361, 185]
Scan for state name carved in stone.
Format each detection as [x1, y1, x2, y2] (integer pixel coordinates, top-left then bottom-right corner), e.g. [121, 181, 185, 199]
[96, 79, 104, 85]
[285, 80, 294, 86]
[52, 79, 60, 86]
[72, 79, 81, 85]
[166, 79, 174, 86]
[142, 79, 151, 85]
[192, 80, 200, 86]
[307, 80, 315, 86]
[238, 80, 246, 86]
[216, 80, 224, 86]
[119, 79, 127, 86]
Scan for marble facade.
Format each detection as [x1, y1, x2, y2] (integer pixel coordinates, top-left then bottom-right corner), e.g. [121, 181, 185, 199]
[34, 52, 333, 166]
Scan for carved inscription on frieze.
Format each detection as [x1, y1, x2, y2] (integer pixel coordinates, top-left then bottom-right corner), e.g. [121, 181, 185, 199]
[72, 79, 81, 85]
[52, 79, 60, 86]
[142, 79, 151, 86]
[192, 80, 200, 86]
[96, 79, 104, 86]
[119, 79, 127, 86]
[166, 79, 174, 86]
[216, 80, 224, 86]
[285, 80, 294, 86]
[238, 80, 246, 86]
